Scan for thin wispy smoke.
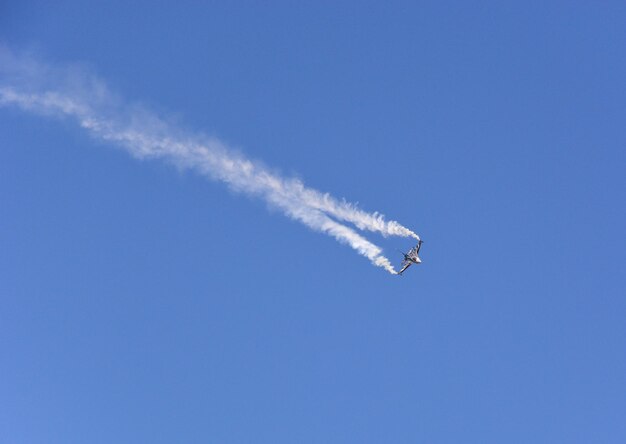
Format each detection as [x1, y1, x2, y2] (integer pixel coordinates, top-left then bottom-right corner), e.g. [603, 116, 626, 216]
[0, 48, 419, 274]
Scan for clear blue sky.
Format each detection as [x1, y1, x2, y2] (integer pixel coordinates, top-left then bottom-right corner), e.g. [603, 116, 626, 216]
[1, 1, 625, 443]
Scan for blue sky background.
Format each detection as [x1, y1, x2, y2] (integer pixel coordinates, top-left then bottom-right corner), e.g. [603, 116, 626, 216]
[1, 1, 625, 442]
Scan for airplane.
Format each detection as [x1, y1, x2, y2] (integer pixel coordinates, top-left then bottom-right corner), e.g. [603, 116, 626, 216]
[397, 240, 423, 275]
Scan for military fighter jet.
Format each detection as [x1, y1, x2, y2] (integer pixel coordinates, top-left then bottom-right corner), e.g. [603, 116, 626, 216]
[397, 240, 423, 275]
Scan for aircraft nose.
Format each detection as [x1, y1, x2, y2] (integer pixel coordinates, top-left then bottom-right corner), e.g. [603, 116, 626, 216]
[416, 257, 422, 263]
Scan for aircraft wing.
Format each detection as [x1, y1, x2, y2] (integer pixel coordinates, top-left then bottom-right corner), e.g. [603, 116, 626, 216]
[398, 262, 412, 275]
[415, 240, 423, 254]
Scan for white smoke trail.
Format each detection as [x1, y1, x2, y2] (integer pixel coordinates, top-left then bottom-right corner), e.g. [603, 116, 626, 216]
[0, 49, 419, 273]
